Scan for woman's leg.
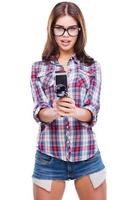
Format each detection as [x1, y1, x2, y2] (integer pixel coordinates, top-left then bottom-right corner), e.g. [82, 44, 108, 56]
[33, 180, 66, 200]
[74, 175, 106, 200]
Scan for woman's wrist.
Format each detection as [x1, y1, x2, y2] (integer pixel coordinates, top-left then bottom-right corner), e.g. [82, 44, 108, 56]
[72, 106, 92, 123]
[38, 108, 59, 123]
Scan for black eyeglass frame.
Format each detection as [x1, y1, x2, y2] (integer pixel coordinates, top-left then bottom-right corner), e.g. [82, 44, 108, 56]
[52, 25, 81, 37]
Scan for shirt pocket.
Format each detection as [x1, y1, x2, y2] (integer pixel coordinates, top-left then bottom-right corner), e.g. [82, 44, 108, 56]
[70, 70, 94, 107]
[37, 69, 53, 87]
[37, 70, 56, 105]
[35, 150, 54, 166]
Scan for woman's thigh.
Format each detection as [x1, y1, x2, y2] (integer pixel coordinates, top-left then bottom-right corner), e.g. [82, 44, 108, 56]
[33, 180, 66, 200]
[74, 175, 106, 200]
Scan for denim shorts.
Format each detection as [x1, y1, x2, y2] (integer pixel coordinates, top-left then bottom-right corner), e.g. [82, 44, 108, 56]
[32, 150, 105, 181]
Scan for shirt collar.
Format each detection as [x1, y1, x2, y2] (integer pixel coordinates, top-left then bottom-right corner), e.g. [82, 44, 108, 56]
[50, 53, 79, 65]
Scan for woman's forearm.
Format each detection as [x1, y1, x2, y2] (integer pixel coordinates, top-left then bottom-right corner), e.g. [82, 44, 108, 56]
[38, 108, 59, 123]
[38, 104, 92, 123]
[73, 107, 92, 123]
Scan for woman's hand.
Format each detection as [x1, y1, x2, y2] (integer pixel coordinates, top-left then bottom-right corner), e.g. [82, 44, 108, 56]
[53, 97, 76, 117]
[53, 97, 92, 122]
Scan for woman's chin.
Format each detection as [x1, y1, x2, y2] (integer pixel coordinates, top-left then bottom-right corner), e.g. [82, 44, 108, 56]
[59, 45, 73, 52]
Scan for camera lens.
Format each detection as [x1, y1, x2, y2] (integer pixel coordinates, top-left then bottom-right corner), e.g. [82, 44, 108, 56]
[56, 84, 67, 97]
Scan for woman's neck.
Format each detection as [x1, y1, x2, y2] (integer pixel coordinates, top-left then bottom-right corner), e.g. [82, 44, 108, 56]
[57, 51, 74, 72]
[58, 50, 74, 60]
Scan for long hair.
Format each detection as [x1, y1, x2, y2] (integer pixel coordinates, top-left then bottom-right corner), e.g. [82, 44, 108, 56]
[42, 1, 95, 66]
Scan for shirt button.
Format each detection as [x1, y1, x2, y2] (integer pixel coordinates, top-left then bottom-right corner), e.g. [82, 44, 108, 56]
[66, 121, 69, 125]
[67, 137, 70, 141]
[67, 140, 70, 144]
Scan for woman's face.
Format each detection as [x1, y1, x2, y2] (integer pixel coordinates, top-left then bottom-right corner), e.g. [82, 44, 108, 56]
[53, 15, 79, 54]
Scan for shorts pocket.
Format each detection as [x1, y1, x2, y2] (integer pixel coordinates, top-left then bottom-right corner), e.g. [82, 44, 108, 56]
[35, 150, 54, 166]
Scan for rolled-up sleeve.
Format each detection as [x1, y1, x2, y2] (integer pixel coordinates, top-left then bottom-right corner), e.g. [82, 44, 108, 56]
[83, 61, 102, 126]
[30, 62, 50, 123]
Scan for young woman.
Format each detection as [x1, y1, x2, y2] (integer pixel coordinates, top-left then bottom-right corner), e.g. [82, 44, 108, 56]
[30, 2, 106, 200]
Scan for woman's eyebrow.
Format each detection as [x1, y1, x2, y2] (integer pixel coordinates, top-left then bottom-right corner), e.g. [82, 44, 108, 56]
[54, 24, 64, 27]
[54, 24, 78, 28]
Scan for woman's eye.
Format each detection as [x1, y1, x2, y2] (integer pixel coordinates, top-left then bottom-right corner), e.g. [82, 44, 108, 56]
[71, 27, 77, 30]
[55, 27, 63, 30]
[58, 28, 64, 30]
[69, 27, 78, 31]
[69, 28, 77, 32]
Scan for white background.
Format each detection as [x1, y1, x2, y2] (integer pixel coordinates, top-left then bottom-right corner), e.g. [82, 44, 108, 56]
[0, 0, 134, 199]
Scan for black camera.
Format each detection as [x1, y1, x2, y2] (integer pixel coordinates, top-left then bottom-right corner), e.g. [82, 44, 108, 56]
[55, 71, 68, 97]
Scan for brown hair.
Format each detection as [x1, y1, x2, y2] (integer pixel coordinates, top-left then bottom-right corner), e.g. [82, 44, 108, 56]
[42, 1, 95, 66]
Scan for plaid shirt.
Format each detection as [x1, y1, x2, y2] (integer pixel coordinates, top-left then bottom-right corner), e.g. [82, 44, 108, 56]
[30, 55, 102, 162]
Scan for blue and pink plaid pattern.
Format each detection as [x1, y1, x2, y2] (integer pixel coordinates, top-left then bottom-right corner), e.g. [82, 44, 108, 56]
[30, 55, 102, 162]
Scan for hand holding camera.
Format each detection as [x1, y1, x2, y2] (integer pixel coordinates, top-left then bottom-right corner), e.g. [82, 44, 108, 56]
[53, 97, 76, 117]
[54, 70, 76, 117]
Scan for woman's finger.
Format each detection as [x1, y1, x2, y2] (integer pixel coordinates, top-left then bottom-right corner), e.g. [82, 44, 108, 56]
[58, 105, 72, 113]
[59, 97, 75, 104]
[57, 101, 74, 108]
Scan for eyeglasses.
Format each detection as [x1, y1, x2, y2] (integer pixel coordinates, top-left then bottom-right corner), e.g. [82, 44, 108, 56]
[52, 25, 81, 37]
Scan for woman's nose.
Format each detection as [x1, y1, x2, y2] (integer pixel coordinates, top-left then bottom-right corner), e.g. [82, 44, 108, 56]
[63, 29, 69, 37]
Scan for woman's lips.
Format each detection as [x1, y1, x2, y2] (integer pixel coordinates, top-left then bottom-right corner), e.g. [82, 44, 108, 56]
[60, 39, 71, 46]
